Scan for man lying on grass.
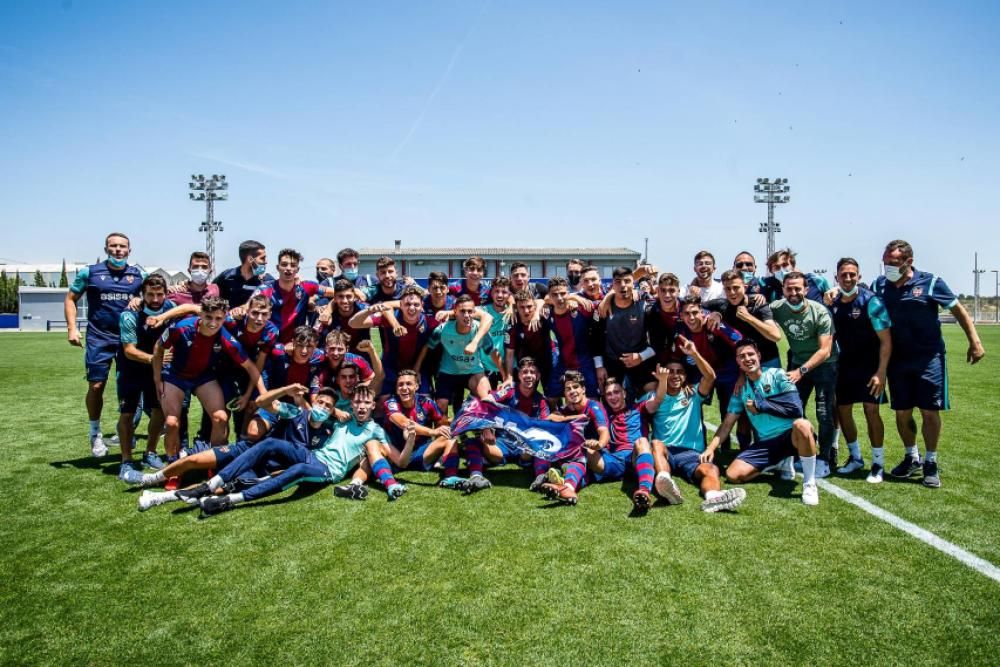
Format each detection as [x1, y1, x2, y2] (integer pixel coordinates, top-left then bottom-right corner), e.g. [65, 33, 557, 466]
[176, 385, 398, 516]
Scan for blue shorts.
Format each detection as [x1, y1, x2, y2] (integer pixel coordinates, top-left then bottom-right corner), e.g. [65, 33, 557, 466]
[85, 333, 119, 382]
[396, 441, 434, 471]
[162, 372, 216, 395]
[212, 440, 253, 469]
[735, 431, 797, 471]
[593, 448, 632, 483]
[666, 446, 702, 483]
[547, 363, 599, 398]
[434, 372, 478, 401]
[836, 363, 888, 405]
[493, 440, 531, 466]
[116, 371, 159, 415]
[888, 353, 948, 411]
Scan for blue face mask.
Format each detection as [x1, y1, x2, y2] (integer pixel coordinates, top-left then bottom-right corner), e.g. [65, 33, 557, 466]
[343, 268, 359, 281]
[787, 299, 807, 312]
[143, 305, 163, 316]
[741, 271, 755, 284]
[841, 285, 858, 298]
[309, 406, 331, 423]
[107, 255, 128, 269]
[252, 262, 267, 277]
[773, 269, 788, 283]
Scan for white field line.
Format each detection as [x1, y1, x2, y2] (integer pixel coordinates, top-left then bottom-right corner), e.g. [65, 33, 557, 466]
[704, 421, 1000, 584]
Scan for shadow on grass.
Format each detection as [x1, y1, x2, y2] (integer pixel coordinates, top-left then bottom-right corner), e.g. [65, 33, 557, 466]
[49, 455, 122, 476]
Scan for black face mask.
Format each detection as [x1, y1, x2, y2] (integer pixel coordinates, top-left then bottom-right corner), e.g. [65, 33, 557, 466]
[317, 271, 332, 283]
[567, 272, 582, 287]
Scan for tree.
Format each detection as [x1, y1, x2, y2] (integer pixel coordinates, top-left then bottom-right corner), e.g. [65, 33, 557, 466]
[33, 270, 46, 287]
[59, 259, 69, 288]
[0, 269, 8, 313]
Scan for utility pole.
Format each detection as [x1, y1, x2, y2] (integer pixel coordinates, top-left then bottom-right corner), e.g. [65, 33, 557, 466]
[993, 269, 999, 324]
[754, 178, 790, 261]
[973, 252, 984, 322]
[643, 237, 649, 264]
[189, 174, 228, 276]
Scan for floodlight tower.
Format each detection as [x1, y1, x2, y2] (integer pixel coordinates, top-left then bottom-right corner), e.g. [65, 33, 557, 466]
[189, 174, 227, 276]
[754, 178, 790, 260]
[973, 252, 984, 321]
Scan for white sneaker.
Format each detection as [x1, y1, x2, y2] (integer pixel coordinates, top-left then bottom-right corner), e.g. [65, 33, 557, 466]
[866, 463, 884, 484]
[801, 481, 819, 506]
[138, 490, 178, 512]
[107, 434, 120, 447]
[701, 488, 747, 513]
[837, 457, 865, 474]
[780, 456, 796, 481]
[814, 460, 831, 479]
[654, 473, 684, 505]
[90, 434, 108, 458]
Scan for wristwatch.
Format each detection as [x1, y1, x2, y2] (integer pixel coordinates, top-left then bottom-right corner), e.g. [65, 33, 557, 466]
[799, 365, 810, 375]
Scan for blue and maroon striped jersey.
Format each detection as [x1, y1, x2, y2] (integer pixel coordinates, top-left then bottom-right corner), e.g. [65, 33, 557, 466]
[161, 316, 248, 379]
[381, 393, 444, 446]
[267, 345, 326, 394]
[372, 311, 433, 374]
[256, 280, 322, 343]
[604, 397, 650, 453]
[490, 385, 551, 419]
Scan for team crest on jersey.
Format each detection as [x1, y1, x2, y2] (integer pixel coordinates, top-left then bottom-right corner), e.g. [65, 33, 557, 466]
[851, 307, 862, 319]
[679, 398, 690, 407]
[213, 343, 222, 353]
[912, 287, 923, 298]
[763, 384, 771, 392]
[126, 275, 135, 284]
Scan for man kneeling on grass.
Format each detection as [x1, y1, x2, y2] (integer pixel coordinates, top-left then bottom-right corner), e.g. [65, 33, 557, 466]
[704, 339, 821, 506]
[178, 386, 399, 516]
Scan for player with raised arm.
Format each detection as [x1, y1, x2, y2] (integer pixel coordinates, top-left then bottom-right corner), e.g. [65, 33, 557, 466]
[479, 276, 513, 388]
[646, 336, 747, 513]
[246, 326, 326, 440]
[706, 339, 821, 506]
[65, 232, 145, 457]
[830, 258, 892, 481]
[587, 376, 654, 512]
[314, 278, 370, 353]
[505, 290, 555, 396]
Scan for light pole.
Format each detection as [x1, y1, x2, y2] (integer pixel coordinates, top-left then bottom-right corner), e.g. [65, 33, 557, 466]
[993, 269, 999, 324]
[973, 252, 984, 322]
[189, 174, 227, 276]
[754, 178, 790, 260]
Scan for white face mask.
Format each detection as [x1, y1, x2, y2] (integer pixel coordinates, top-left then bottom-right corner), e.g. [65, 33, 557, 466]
[840, 285, 858, 298]
[773, 269, 788, 282]
[884, 264, 906, 282]
[190, 269, 210, 285]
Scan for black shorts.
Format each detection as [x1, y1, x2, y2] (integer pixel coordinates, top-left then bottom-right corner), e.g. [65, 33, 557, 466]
[836, 364, 888, 405]
[117, 371, 159, 415]
[735, 431, 797, 471]
[888, 353, 948, 411]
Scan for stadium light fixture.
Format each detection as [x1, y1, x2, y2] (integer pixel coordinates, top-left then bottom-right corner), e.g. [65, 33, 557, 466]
[188, 173, 227, 277]
[753, 176, 790, 260]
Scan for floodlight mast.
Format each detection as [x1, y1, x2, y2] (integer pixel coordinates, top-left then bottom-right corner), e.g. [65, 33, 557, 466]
[188, 174, 227, 276]
[753, 177, 790, 260]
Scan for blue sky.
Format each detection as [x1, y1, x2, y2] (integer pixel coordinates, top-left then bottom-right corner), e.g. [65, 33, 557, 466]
[1, 1, 998, 293]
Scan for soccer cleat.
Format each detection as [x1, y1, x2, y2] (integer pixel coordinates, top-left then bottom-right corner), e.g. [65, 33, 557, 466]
[164, 476, 180, 492]
[780, 456, 796, 481]
[545, 467, 565, 486]
[90, 434, 108, 458]
[529, 473, 548, 492]
[334, 483, 369, 500]
[117, 461, 138, 482]
[922, 460, 941, 488]
[654, 473, 684, 505]
[439, 476, 467, 490]
[541, 482, 578, 505]
[801, 481, 819, 506]
[138, 490, 178, 512]
[141, 451, 165, 470]
[387, 483, 408, 501]
[175, 483, 211, 505]
[107, 434, 120, 447]
[631, 488, 651, 513]
[199, 495, 234, 516]
[814, 459, 831, 479]
[889, 455, 922, 479]
[866, 463, 884, 484]
[462, 474, 492, 495]
[701, 488, 747, 513]
[837, 456, 865, 475]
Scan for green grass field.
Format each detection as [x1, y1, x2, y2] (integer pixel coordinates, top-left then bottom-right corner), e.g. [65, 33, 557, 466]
[2, 326, 999, 665]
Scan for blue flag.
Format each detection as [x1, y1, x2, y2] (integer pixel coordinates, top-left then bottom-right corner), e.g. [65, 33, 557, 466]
[451, 398, 585, 462]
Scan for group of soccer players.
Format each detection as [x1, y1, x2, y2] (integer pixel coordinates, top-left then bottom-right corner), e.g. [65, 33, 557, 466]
[65, 232, 986, 517]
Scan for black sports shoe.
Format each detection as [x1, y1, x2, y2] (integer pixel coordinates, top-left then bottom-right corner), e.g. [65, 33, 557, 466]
[922, 460, 941, 488]
[175, 483, 211, 505]
[889, 455, 922, 479]
[462, 475, 492, 495]
[200, 495, 234, 516]
[334, 483, 369, 500]
[529, 473, 547, 492]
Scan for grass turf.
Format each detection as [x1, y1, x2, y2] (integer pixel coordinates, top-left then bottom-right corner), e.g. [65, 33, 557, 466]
[1, 326, 999, 665]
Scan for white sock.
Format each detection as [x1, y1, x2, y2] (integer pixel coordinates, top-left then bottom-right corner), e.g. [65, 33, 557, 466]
[847, 441, 861, 459]
[904, 445, 920, 460]
[925, 450, 937, 463]
[89, 420, 101, 436]
[800, 455, 817, 486]
[229, 493, 244, 504]
[144, 471, 165, 484]
[208, 475, 224, 491]
[350, 478, 364, 486]
[657, 471, 671, 480]
[704, 490, 723, 500]
[871, 447, 884, 466]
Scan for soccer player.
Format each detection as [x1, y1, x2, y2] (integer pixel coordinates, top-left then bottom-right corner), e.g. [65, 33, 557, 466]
[379, 370, 452, 472]
[480, 277, 513, 387]
[153, 297, 264, 488]
[315, 278, 371, 353]
[188, 386, 398, 515]
[504, 290, 555, 391]
[330, 248, 372, 290]
[509, 262, 548, 300]
[705, 270, 782, 368]
[595, 266, 656, 396]
[732, 251, 770, 301]
[770, 272, 837, 476]
[874, 239, 985, 488]
[449, 256, 490, 305]
[418, 295, 503, 414]
[349, 286, 433, 397]
[761, 248, 831, 304]
[577, 265, 606, 305]
[254, 248, 336, 343]
[565, 258, 585, 291]
[424, 271, 457, 317]
[219, 294, 280, 434]
[366, 256, 420, 305]
[316, 330, 378, 392]
[645, 272, 682, 365]
[707, 339, 821, 506]
[213, 240, 273, 308]
[830, 258, 892, 482]
[646, 336, 747, 513]
[539, 370, 610, 505]
[115, 275, 176, 478]
[546, 277, 600, 398]
[682, 250, 725, 301]
[65, 232, 145, 457]
[167, 251, 220, 305]
[589, 376, 654, 511]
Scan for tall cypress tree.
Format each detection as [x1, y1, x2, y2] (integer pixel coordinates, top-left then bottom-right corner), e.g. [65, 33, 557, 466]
[59, 259, 69, 288]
